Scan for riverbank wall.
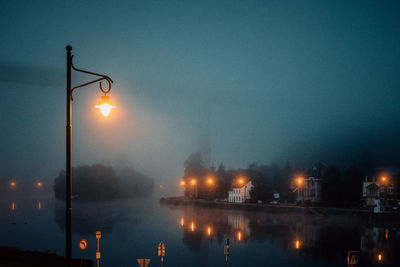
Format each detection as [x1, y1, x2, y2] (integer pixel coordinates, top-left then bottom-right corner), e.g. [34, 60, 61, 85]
[160, 196, 400, 224]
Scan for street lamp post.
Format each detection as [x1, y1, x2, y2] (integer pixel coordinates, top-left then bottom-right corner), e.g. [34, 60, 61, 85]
[65, 45, 114, 267]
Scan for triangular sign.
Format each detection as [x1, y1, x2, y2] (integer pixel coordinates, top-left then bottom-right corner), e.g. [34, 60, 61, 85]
[137, 259, 151, 267]
[350, 254, 357, 265]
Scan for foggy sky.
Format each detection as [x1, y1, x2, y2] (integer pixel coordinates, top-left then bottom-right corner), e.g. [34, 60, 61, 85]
[1, 0, 400, 190]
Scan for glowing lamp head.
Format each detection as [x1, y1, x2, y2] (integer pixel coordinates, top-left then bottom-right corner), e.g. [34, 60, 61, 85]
[191, 179, 197, 185]
[207, 177, 214, 185]
[10, 181, 16, 188]
[238, 178, 244, 184]
[36, 181, 43, 188]
[297, 177, 303, 185]
[181, 180, 185, 186]
[96, 95, 115, 117]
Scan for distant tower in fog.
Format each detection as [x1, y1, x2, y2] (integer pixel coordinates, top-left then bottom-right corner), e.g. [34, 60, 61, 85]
[198, 104, 211, 168]
[198, 129, 211, 168]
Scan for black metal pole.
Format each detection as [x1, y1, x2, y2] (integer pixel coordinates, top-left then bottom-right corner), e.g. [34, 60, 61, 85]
[66, 45, 72, 267]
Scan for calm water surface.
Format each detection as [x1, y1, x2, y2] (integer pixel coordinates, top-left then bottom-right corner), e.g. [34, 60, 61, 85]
[1, 196, 399, 267]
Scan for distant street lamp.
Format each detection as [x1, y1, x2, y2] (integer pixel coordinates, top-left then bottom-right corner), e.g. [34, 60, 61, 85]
[207, 177, 214, 185]
[9, 181, 16, 189]
[65, 45, 114, 267]
[180, 180, 185, 186]
[190, 178, 197, 198]
[380, 175, 389, 209]
[296, 177, 304, 204]
[36, 181, 43, 188]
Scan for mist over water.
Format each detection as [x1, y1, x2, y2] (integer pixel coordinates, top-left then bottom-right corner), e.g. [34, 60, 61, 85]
[2, 195, 400, 266]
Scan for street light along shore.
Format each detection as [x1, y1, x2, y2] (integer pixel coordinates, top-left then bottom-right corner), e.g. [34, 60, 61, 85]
[65, 45, 114, 267]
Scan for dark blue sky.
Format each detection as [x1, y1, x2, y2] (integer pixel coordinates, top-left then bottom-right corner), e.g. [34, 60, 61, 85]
[1, 0, 400, 186]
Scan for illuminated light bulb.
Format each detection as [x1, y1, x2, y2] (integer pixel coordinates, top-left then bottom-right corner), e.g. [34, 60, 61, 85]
[36, 181, 43, 188]
[10, 181, 16, 188]
[180, 180, 185, 186]
[96, 95, 115, 117]
[237, 231, 242, 241]
[378, 253, 382, 262]
[295, 240, 300, 249]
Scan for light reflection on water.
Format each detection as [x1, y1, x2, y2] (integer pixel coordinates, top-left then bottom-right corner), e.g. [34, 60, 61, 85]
[1, 197, 400, 267]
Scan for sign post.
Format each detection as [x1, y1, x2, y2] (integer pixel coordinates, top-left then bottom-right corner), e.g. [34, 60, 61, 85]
[78, 239, 88, 267]
[96, 231, 101, 267]
[347, 250, 358, 266]
[224, 238, 230, 267]
[137, 259, 151, 267]
[158, 241, 166, 267]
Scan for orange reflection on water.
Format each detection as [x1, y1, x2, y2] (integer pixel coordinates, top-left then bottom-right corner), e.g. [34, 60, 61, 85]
[191, 221, 195, 232]
[295, 240, 301, 249]
[38, 201, 41, 210]
[207, 226, 212, 236]
[237, 231, 242, 241]
[180, 217, 184, 227]
[378, 253, 382, 262]
[11, 202, 16, 211]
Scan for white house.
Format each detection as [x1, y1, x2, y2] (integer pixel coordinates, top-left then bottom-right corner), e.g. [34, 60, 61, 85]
[296, 177, 321, 204]
[228, 181, 253, 203]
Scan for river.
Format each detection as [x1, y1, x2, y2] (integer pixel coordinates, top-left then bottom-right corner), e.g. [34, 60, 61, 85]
[1, 196, 399, 266]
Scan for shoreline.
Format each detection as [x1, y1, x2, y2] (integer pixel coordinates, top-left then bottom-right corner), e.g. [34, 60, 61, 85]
[0, 247, 93, 267]
[160, 196, 400, 223]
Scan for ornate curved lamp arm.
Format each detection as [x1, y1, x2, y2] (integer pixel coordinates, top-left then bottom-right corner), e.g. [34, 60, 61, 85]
[70, 56, 113, 100]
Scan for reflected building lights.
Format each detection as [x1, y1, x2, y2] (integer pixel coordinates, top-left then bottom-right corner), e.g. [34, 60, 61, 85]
[295, 240, 301, 249]
[191, 221, 195, 232]
[11, 202, 16, 211]
[207, 226, 212, 236]
[180, 217, 184, 227]
[237, 231, 242, 241]
[38, 201, 42, 210]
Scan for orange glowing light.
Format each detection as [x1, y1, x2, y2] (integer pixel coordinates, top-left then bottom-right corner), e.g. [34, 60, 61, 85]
[190, 179, 197, 185]
[207, 177, 214, 185]
[386, 229, 389, 239]
[180, 217, 184, 227]
[10, 181, 16, 188]
[191, 222, 195, 232]
[207, 226, 212, 236]
[11, 202, 15, 211]
[36, 181, 43, 188]
[238, 178, 244, 184]
[295, 240, 301, 249]
[297, 177, 303, 185]
[378, 253, 382, 262]
[96, 95, 115, 117]
[180, 180, 185, 186]
[38, 201, 41, 210]
[237, 231, 242, 241]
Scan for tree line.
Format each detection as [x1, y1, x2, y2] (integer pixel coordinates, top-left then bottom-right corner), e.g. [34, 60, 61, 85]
[181, 152, 396, 207]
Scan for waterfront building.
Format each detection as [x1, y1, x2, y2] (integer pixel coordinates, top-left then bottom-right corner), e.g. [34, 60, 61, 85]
[296, 177, 321, 204]
[228, 181, 253, 203]
[361, 176, 395, 211]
